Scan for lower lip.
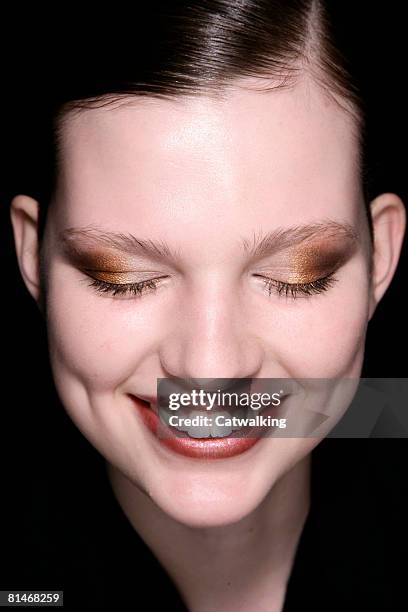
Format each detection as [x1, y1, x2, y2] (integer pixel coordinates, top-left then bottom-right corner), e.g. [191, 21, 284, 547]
[130, 396, 281, 460]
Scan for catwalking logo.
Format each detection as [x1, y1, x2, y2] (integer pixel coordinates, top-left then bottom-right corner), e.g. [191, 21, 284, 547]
[168, 412, 287, 429]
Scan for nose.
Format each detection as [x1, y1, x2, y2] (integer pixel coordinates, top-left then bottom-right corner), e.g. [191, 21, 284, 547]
[158, 277, 264, 382]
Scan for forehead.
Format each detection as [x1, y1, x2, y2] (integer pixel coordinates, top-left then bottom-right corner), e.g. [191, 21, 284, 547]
[54, 78, 362, 231]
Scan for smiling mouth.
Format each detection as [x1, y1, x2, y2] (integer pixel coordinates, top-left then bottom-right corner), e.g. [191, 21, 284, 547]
[129, 394, 288, 460]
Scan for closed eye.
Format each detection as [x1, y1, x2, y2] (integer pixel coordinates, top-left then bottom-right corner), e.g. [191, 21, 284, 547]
[256, 273, 338, 299]
[83, 272, 337, 300]
[85, 276, 166, 297]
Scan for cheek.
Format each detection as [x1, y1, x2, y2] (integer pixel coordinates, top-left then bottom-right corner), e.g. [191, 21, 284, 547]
[267, 262, 370, 377]
[45, 270, 163, 391]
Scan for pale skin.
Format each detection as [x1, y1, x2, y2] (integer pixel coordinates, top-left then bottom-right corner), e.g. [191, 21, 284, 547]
[10, 75, 405, 611]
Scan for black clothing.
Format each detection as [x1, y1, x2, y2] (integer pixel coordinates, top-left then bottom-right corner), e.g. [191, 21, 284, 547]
[2, 382, 406, 610]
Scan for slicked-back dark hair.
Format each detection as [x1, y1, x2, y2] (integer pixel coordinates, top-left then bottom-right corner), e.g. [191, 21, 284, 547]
[24, 0, 373, 245]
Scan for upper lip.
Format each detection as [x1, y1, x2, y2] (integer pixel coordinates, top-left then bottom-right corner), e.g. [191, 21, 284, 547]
[129, 395, 159, 415]
[132, 394, 157, 404]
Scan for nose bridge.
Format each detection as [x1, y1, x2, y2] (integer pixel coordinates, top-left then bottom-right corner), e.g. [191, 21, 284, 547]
[159, 275, 263, 379]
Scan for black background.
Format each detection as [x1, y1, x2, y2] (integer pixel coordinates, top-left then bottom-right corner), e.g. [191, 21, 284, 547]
[1, 3, 407, 610]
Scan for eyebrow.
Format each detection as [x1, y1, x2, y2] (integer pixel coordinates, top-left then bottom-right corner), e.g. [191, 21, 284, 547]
[241, 220, 359, 259]
[59, 220, 359, 265]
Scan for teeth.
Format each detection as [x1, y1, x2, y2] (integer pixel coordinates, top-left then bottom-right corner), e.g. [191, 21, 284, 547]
[210, 411, 232, 437]
[246, 406, 257, 419]
[186, 410, 212, 438]
[231, 406, 247, 430]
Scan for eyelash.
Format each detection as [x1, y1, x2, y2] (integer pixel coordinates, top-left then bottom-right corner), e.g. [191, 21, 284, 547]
[86, 273, 337, 300]
[87, 277, 162, 297]
[259, 273, 337, 299]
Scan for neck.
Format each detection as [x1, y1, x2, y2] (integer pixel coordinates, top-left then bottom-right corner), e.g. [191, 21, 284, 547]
[107, 455, 311, 612]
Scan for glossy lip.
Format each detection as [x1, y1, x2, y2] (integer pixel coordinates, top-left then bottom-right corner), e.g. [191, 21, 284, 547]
[129, 394, 289, 459]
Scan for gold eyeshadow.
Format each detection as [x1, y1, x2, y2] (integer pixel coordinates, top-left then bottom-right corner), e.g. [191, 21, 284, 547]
[61, 246, 165, 284]
[63, 235, 357, 286]
[84, 270, 142, 284]
[66, 249, 135, 271]
[285, 243, 352, 283]
[256, 238, 357, 284]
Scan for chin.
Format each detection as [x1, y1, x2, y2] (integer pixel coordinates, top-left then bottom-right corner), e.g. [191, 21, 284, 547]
[144, 469, 275, 528]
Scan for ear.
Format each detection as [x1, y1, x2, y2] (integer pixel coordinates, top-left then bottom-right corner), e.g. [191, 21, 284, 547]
[9, 194, 42, 304]
[368, 192, 406, 320]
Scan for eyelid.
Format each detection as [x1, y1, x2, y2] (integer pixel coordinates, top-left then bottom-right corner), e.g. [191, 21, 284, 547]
[84, 272, 337, 302]
[82, 268, 169, 281]
[252, 244, 353, 272]
[81, 259, 341, 301]
[79, 271, 169, 299]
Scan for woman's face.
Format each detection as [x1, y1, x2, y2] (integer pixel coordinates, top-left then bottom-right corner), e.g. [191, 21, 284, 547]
[40, 78, 373, 526]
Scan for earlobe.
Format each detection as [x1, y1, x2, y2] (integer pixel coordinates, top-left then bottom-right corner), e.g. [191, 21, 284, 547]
[9, 194, 42, 304]
[368, 192, 406, 320]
